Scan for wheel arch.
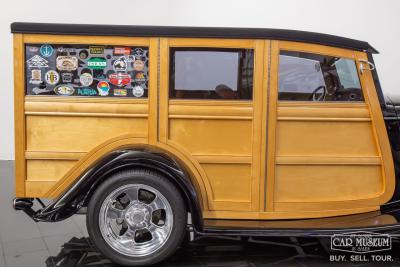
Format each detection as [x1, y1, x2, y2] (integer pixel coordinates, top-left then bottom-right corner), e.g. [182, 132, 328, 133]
[34, 138, 205, 232]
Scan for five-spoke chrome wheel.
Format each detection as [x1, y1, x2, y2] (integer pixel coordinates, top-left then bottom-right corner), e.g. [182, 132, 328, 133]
[99, 184, 173, 257]
[87, 170, 186, 266]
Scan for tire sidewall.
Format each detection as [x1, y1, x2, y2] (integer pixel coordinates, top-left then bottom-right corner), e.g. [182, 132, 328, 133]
[87, 170, 186, 266]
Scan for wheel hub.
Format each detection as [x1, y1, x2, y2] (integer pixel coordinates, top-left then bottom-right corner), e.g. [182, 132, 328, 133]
[124, 202, 150, 227]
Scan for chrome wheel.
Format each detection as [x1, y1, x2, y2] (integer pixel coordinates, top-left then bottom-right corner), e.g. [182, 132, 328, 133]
[99, 184, 173, 257]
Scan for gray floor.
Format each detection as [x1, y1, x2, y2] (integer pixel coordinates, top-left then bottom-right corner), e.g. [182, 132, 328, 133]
[1, 160, 400, 267]
[0, 161, 89, 267]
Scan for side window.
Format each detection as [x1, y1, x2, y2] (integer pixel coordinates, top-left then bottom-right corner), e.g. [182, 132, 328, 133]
[278, 51, 363, 102]
[25, 44, 149, 98]
[169, 48, 254, 100]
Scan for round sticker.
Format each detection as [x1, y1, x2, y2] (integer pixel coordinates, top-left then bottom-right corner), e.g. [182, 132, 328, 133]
[40, 44, 54, 57]
[97, 81, 110, 96]
[79, 50, 89, 60]
[45, 70, 60, 85]
[132, 86, 144, 97]
[133, 60, 145, 71]
[80, 73, 93, 86]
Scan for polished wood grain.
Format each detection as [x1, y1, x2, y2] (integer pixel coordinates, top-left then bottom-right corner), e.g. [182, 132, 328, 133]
[13, 33, 396, 220]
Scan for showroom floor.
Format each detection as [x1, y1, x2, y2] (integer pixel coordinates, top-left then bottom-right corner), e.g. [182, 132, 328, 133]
[1, 160, 400, 267]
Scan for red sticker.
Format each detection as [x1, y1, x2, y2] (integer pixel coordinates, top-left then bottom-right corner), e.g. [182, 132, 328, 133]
[114, 47, 131, 55]
[109, 73, 131, 87]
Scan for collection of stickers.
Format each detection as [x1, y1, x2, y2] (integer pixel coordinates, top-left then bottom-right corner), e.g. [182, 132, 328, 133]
[25, 44, 149, 97]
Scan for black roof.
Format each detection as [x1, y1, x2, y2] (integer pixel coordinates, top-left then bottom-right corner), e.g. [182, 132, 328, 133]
[11, 22, 378, 53]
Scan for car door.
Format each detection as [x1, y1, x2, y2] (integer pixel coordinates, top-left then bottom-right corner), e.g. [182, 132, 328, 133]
[159, 38, 268, 213]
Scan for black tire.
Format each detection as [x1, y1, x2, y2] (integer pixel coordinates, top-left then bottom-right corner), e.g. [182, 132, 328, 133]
[87, 169, 187, 266]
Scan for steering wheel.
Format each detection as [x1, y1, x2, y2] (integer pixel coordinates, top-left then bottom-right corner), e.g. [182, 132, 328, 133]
[310, 86, 327, 101]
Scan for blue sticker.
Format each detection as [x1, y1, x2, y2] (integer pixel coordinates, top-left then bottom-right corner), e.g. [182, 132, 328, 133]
[77, 87, 98, 96]
[40, 44, 54, 57]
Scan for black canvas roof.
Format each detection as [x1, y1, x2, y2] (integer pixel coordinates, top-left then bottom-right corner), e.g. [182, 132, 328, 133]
[11, 22, 378, 53]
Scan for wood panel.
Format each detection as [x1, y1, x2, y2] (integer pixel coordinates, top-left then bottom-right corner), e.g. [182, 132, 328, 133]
[26, 115, 147, 152]
[26, 160, 77, 181]
[274, 165, 382, 203]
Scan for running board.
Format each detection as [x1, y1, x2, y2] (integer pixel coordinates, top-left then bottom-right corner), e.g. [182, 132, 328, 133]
[199, 203, 400, 237]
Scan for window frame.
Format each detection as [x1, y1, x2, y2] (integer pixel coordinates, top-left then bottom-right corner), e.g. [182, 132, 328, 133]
[273, 41, 367, 104]
[163, 38, 263, 104]
[168, 47, 255, 101]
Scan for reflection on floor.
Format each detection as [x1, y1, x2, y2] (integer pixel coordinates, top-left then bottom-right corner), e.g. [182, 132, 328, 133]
[0, 161, 399, 267]
[46, 235, 400, 267]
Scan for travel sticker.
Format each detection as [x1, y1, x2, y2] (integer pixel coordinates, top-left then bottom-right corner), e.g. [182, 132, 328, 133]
[114, 89, 127, 96]
[109, 73, 131, 87]
[61, 73, 73, 83]
[87, 57, 107, 69]
[29, 69, 42, 84]
[133, 60, 145, 71]
[132, 85, 144, 97]
[45, 70, 60, 85]
[56, 56, 78, 71]
[57, 47, 76, 53]
[26, 55, 49, 68]
[134, 71, 146, 84]
[114, 47, 131, 55]
[79, 50, 89, 60]
[133, 48, 145, 58]
[113, 57, 128, 72]
[40, 44, 54, 57]
[28, 46, 39, 52]
[97, 81, 110, 96]
[54, 84, 75, 96]
[77, 87, 98, 96]
[80, 73, 93, 86]
[32, 87, 53, 95]
[89, 46, 105, 54]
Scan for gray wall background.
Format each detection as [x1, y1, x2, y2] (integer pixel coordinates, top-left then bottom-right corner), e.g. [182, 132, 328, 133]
[1, 0, 399, 160]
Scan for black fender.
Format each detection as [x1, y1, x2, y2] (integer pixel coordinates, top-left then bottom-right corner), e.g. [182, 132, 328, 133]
[30, 148, 204, 232]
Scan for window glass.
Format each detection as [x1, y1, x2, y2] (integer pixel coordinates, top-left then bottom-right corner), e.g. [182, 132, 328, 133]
[25, 44, 149, 98]
[278, 51, 363, 101]
[169, 48, 254, 100]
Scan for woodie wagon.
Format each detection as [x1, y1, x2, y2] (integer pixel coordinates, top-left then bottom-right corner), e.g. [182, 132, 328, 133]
[10, 22, 400, 266]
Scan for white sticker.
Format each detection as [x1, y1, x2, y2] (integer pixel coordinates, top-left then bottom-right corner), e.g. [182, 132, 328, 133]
[113, 57, 128, 72]
[54, 84, 75, 96]
[56, 56, 78, 71]
[26, 55, 48, 68]
[45, 70, 60, 85]
[80, 73, 93, 86]
[29, 69, 42, 84]
[132, 85, 144, 97]
[32, 87, 52, 95]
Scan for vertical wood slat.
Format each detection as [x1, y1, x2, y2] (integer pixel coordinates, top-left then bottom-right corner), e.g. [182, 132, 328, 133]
[14, 34, 26, 197]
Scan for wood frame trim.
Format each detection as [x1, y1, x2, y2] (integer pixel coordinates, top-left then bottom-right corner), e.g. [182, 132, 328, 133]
[14, 34, 26, 197]
[355, 51, 396, 204]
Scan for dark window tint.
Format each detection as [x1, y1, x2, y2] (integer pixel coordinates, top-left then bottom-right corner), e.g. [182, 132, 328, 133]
[169, 48, 254, 100]
[25, 44, 149, 98]
[278, 51, 363, 101]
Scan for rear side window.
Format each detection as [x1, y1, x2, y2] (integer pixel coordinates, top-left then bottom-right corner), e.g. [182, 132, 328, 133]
[169, 48, 254, 100]
[278, 51, 363, 101]
[25, 44, 149, 98]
